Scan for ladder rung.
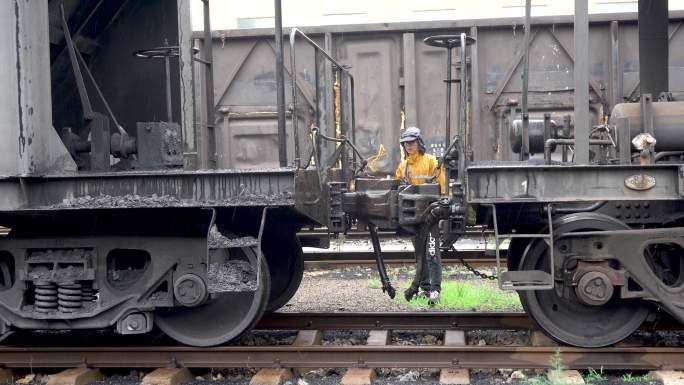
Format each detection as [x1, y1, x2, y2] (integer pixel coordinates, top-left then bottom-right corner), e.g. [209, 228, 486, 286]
[497, 234, 551, 239]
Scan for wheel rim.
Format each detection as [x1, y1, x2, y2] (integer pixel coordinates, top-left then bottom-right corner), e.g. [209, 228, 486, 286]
[264, 232, 303, 313]
[155, 246, 270, 346]
[518, 213, 649, 347]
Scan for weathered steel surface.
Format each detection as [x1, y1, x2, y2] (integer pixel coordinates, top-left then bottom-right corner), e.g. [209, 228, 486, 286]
[0, 169, 297, 211]
[256, 311, 683, 331]
[203, 13, 684, 170]
[0, 1, 76, 175]
[467, 164, 684, 203]
[573, 0, 590, 164]
[257, 312, 531, 330]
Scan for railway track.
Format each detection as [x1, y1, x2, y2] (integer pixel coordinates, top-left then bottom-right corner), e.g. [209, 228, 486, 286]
[0, 345, 682, 369]
[301, 230, 504, 266]
[2, 312, 683, 370]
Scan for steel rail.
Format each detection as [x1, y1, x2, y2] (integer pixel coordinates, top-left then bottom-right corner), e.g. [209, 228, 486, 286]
[256, 312, 682, 332]
[0, 345, 683, 369]
[257, 312, 530, 330]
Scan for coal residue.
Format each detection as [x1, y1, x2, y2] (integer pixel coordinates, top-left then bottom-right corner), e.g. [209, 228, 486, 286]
[207, 260, 258, 293]
[48, 192, 294, 209]
[208, 227, 258, 249]
[52, 194, 184, 209]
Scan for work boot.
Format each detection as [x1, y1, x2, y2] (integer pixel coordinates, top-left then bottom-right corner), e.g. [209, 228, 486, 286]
[428, 290, 440, 306]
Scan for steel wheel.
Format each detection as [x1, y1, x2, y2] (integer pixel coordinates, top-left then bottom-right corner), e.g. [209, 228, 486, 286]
[518, 213, 650, 347]
[263, 231, 304, 313]
[155, 245, 270, 347]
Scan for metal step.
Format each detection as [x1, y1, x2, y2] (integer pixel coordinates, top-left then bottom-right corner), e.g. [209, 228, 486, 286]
[499, 270, 553, 290]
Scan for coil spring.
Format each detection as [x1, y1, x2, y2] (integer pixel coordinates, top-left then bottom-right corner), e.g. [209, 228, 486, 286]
[81, 282, 96, 302]
[57, 282, 82, 313]
[34, 282, 58, 313]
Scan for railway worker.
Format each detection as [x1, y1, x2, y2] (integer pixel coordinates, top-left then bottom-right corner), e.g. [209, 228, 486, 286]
[395, 126, 446, 305]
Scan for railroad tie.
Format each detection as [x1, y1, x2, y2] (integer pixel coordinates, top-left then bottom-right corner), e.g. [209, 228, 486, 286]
[366, 330, 390, 346]
[440, 330, 469, 385]
[529, 331, 584, 384]
[529, 330, 558, 347]
[341, 368, 377, 385]
[292, 329, 323, 377]
[46, 368, 103, 385]
[249, 368, 293, 385]
[141, 368, 193, 385]
[0, 368, 12, 383]
[650, 371, 684, 385]
[340, 330, 389, 385]
[250, 330, 315, 385]
[547, 370, 585, 385]
[615, 334, 646, 347]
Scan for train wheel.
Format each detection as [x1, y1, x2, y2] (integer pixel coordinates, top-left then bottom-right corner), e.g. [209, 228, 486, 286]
[263, 230, 304, 313]
[155, 245, 270, 347]
[518, 213, 650, 347]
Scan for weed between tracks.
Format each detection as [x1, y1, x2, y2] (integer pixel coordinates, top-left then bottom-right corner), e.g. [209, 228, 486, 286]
[525, 350, 566, 385]
[524, 351, 656, 385]
[368, 278, 521, 311]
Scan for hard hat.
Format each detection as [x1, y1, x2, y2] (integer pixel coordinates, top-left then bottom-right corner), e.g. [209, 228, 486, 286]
[400, 126, 422, 143]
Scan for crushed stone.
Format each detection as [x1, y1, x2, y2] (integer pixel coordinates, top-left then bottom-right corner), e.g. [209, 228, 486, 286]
[207, 260, 257, 293]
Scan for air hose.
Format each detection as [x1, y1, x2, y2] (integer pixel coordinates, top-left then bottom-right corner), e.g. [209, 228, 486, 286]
[368, 224, 396, 299]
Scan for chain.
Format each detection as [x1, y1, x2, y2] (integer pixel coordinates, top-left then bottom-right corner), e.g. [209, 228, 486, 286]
[451, 245, 498, 281]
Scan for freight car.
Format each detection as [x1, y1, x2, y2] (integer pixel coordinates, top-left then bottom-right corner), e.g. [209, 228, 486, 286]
[0, 0, 327, 347]
[340, 0, 684, 348]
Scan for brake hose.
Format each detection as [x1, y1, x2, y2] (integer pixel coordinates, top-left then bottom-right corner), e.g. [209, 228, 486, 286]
[368, 224, 396, 299]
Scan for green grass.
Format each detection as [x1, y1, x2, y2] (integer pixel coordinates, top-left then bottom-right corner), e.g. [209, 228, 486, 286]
[585, 367, 607, 384]
[402, 280, 521, 310]
[367, 278, 382, 289]
[621, 373, 652, 382]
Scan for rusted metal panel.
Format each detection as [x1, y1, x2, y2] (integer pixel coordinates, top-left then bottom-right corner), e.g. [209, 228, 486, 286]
[216, 115, 293, 169]
[207, 37, 317, 168]
[337, 35, 401, 174]
[414, 31, 460, 156]
[206, 15, 684, 170]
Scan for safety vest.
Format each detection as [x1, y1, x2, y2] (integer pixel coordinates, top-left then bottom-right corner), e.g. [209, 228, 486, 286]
[395, 152, 446, 194]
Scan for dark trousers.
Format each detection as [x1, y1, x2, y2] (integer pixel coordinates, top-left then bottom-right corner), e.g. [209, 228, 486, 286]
[414, 226, 442, 292]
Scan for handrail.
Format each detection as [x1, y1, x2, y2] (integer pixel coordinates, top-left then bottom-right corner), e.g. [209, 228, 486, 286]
[289, 27, 356, 169]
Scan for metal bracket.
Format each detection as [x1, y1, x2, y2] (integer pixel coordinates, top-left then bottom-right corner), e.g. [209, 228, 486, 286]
[491, 204, 555, 290]
[641, 93, 654, 136]
[255, 207, 272, 290]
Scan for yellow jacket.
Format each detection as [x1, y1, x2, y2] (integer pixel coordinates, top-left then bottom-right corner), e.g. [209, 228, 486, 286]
[395, 152, 447, 194]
